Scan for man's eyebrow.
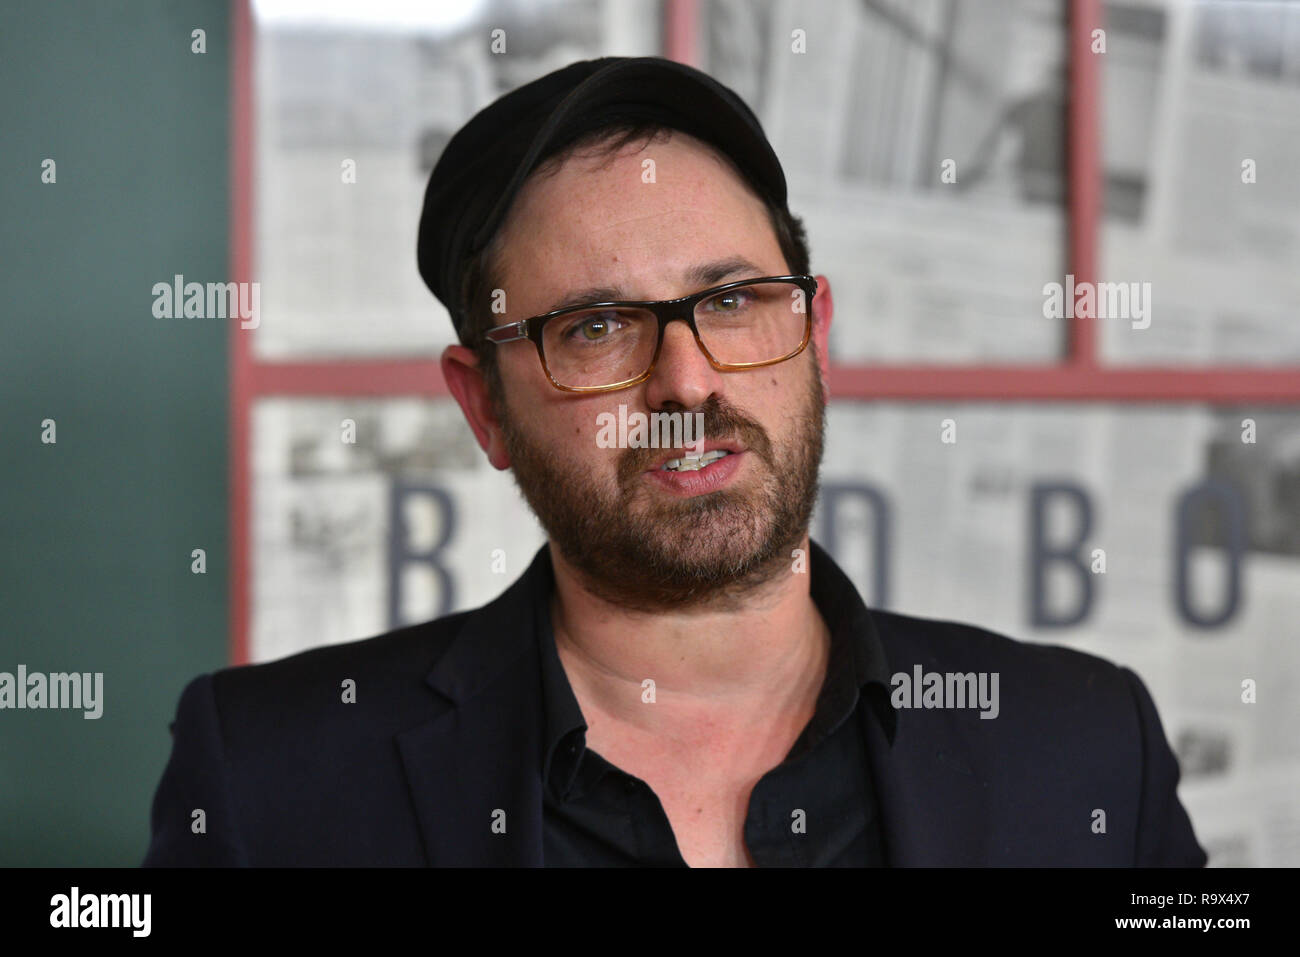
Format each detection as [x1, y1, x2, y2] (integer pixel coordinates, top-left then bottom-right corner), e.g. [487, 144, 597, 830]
[544, 257, 768, 312]
[685, 256, 769, 290]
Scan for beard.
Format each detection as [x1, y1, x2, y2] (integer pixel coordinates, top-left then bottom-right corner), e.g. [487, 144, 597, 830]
[497, 357, 826, 612]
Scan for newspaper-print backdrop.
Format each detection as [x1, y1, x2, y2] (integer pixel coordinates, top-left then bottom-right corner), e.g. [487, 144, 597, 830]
[249, 0, 1300, 866]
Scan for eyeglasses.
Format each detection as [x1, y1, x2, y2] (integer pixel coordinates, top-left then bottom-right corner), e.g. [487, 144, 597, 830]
[484, 275, 818, 393]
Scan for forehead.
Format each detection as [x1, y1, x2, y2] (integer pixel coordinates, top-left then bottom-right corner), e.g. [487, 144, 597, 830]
[491, 130, 785, 306]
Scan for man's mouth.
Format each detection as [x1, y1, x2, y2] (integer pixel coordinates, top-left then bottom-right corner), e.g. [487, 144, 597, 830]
[658, 449, 733, 472]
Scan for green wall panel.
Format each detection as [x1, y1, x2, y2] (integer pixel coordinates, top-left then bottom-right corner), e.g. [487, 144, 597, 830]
[0, 0, 231, 866]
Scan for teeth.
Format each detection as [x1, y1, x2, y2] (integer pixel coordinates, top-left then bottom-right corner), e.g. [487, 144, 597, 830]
[661, 449, 731, 472]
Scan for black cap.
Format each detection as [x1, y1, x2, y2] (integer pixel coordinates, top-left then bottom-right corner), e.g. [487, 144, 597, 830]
[416, 56, 789, 343]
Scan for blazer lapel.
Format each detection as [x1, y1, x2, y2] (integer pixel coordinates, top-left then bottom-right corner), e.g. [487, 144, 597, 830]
[865, 624, 994, 865]
[396, 548, 551, 866]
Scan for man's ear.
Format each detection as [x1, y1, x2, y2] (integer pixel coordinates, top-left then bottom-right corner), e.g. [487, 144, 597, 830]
[811, 274, 834, 404]
[441, 344, 511, 470]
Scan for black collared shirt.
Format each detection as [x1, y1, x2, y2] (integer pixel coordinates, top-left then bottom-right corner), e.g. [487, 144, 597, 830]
[535, 540, 898, 866]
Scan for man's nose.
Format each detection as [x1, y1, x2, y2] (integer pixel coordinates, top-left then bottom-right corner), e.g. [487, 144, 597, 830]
[641, 313, 724, 411]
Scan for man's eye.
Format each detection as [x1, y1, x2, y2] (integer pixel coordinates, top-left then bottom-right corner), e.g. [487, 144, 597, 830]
[706, 290, 753, 313]
[581, 319, 611, 340]
[564, 312, 620, 341]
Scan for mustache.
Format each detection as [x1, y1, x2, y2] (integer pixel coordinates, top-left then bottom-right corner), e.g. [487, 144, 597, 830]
[616, 397, 775, 484]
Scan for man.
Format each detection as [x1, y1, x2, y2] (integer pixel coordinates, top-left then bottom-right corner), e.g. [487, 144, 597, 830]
[143, 57, 1206, 867]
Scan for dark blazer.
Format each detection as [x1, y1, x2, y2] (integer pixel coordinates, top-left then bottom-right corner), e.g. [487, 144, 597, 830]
[142, 541, 1207, 867]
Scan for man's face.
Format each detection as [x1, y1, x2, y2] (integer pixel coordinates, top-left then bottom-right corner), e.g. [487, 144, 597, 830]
[479, 131, 831, 611]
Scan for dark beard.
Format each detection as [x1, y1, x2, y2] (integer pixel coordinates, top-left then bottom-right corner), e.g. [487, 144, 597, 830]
[498, 360, 826, 612]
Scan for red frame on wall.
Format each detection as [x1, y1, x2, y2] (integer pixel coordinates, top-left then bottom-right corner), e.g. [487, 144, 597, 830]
[227, 0, 1300, 665]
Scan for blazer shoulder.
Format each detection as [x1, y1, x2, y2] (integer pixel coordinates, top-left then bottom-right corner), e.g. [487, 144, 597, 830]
[191, 609, 478, 750]
[865, 607, 1164, 746]
[868, 606, 1132, 696]
[213, 610, 471, 695]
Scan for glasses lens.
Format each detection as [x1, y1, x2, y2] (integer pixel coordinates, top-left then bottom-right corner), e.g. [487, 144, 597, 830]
[695, 280, 809, 366]
[542, 306, 659, 389]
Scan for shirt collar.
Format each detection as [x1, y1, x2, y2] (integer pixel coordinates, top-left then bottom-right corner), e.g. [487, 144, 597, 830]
[535, 538, 897, 801]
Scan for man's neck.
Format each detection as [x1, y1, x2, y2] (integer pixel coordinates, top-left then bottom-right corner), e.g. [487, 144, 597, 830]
[548, 535, 830, 735]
